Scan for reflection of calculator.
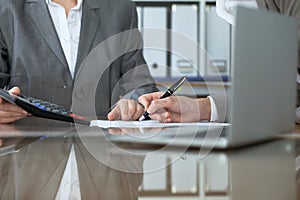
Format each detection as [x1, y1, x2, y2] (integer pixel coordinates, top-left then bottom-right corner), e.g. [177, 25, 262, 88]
[0, 137, 39, 156]
[0, 89, 90, 125]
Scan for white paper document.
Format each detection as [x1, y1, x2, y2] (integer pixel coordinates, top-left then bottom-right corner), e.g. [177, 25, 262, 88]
[90, 120, 230, 129]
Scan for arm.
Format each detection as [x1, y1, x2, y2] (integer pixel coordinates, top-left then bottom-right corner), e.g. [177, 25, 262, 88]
[0, 27, 9, 88]
[107, 2, 158, 121]
[119, 2, 158, 100]
[0, 29, 28, 123]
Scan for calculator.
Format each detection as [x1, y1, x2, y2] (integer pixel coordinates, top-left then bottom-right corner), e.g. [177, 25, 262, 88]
[0, 89, 90, 125]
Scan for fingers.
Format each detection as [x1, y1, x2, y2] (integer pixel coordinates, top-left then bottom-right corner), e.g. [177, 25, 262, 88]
[138, 92, 164, 110]
[119, 100, 136, 121]
[107, 99, 145, 121]
[107, 106, 120, 121]
[0, 106, 28, 123]
[149, 111, 187, 123]
[147, 97, 176, 114]
[148, 96, 199, 115]
[131, 102, 144, 120]
[0, 88, 28, 124]
[0, 102, 27, 114]
[150, 112, 172, 123]
[0, 109, 27, 118]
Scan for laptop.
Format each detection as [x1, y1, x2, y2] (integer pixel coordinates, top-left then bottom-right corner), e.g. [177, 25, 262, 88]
[104, 7, 298, 149]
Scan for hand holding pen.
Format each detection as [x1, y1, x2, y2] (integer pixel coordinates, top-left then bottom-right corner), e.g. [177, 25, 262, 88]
[138, 76, 187, 121]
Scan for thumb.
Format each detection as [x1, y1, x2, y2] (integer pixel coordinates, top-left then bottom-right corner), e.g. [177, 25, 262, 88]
[0, 87, 21, 103]
[9, 87, 21, 95]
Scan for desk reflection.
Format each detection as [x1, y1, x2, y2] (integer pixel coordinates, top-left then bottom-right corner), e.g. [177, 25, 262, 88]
[0, 118, 297, 200]
[139, 140, 296, 200]
[0, 119, 144, 200]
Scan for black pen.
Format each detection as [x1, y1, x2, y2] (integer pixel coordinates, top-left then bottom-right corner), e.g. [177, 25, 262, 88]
[139, 76, 187, 121]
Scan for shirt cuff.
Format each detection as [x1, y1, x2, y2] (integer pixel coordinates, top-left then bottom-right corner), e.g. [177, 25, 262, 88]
[207, 96, 218, 122]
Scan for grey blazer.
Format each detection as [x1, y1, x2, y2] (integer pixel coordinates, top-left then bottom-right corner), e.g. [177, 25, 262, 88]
[0, 0, 158, 117]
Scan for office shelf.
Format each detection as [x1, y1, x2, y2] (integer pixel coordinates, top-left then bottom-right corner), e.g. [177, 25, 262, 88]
[134, 0, 232, 79]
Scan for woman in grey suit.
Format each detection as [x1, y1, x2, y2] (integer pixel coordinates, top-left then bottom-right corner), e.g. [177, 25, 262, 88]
[0, 0, 158, 124]
[139, 0, 300, 123]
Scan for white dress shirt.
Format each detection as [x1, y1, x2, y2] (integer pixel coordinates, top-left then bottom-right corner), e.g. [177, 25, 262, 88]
[45, 0, 83, 199]
[207, 96, 218, 122]
[46, 0, 82, 78]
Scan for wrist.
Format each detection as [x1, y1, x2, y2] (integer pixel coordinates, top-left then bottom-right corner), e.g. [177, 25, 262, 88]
[197, 98, 211, 121]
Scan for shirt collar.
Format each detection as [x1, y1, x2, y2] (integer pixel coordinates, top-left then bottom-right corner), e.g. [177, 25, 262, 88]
[45, 0, 83, 10]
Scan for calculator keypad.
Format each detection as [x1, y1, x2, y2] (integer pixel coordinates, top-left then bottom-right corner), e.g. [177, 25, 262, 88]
[23, 96, 69, 113]
[21, 95, 87, 120]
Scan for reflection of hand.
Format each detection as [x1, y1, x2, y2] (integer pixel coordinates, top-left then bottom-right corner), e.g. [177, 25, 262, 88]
[107, 99, 145, 121]
[139, 92, 211, 122]
[0, 123, 21, 147]
[108, 127, 142, 135]
[108, 127, 163, 135]
[0, 87, 29, 124]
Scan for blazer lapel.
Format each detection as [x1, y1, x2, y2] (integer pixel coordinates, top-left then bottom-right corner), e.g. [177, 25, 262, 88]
[24, 0, 69, 72]
[75, 0, 101, 76]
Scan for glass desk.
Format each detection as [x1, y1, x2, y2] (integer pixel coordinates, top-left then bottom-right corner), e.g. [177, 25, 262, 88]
[0, 117, 298, 200]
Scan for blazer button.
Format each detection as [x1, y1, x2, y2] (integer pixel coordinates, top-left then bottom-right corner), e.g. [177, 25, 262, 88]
[75, 92, 84, 98]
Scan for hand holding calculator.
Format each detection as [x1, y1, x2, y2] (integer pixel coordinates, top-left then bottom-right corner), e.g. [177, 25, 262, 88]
[0, 89, 90, 125]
